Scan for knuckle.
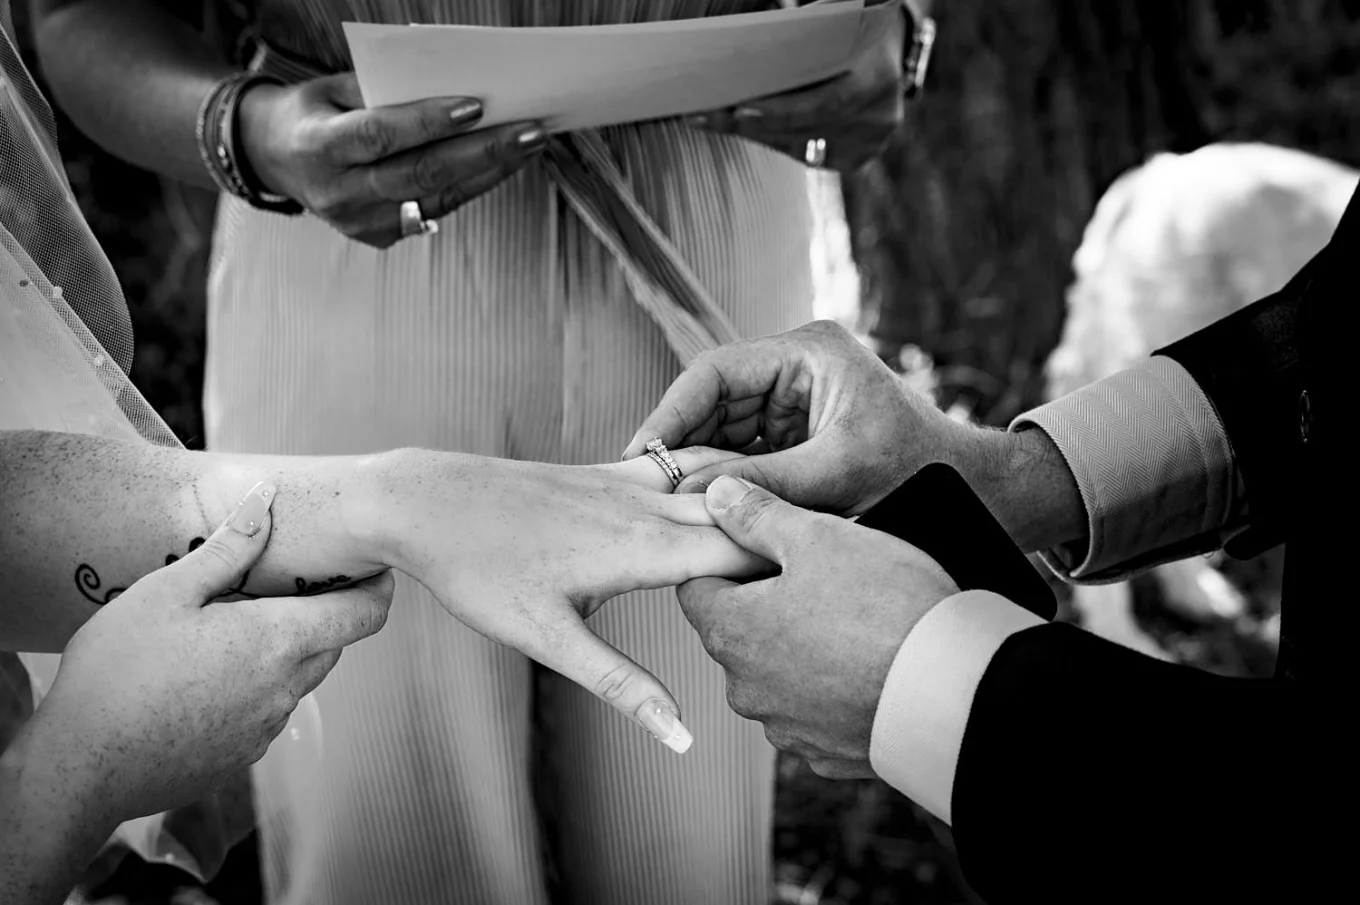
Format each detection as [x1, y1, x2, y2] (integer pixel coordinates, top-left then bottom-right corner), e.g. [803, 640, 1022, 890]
[762, 723, 795, 752]
[271, 688, 299, 720]
[483, 136, 512, 170]
[353, 115, 396, 158]
[592, 662, 641, 704]
[724, 680, 759, 719]
[435, 182, 472, 216]
[807, 759, 838, 779]
[413, 149, 455, 193]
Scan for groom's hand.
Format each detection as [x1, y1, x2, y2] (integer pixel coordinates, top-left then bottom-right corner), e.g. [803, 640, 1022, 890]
[625, 320, 962, 516]
[678, 476, 957, 778]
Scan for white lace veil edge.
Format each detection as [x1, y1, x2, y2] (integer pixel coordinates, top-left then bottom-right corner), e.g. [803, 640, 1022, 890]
[1, 5, 181, 451]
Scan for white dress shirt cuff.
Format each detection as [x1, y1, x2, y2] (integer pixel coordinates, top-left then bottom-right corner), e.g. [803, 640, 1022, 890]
[1010, 356, 1242, 582]
[868, 590, 1044, 825]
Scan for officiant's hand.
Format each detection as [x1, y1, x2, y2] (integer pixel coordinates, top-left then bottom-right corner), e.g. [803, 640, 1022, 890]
[237, 73, 548, 248]
[685, 4, 908, 172]
[367, 447, 766, 752]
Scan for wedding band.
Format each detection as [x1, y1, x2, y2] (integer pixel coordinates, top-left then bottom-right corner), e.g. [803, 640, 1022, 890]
[399, 200, 439, 238]
[804, 137, 828, 168]
[645, 438, 683, 490]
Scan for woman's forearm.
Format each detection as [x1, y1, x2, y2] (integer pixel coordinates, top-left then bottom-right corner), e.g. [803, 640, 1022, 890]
[0, 430, 402, 652]
[33, 0, 233, 187]
[0, 708, 116, 905]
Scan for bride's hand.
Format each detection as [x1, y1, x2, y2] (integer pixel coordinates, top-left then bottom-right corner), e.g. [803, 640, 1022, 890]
[366, 447, 765, 752]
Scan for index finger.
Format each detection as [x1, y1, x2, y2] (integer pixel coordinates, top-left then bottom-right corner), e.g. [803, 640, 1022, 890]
[324, 95, 485, 165]
[623, 344, 789, 460]
[273, 571, 396, 656]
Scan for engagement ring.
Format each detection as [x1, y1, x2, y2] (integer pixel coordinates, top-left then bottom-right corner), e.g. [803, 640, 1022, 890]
[645, 438, 683, 490]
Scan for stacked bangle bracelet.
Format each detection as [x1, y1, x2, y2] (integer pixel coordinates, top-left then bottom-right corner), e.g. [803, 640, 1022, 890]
[195, 72, 304, 215]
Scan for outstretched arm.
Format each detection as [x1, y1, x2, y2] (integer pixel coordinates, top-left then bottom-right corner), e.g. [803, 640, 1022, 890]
[0, 429, 387, 651]
[1, 429, 761, 743]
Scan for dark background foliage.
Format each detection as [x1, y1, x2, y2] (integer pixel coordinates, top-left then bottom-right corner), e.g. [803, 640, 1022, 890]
[13, 1, 1357, 902]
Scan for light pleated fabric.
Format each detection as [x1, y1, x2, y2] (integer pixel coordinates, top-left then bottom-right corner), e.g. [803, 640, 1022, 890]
[205, 3, 819, 903]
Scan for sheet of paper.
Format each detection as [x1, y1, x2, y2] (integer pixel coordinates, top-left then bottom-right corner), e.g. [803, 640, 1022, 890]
[344, 1, 899, 132]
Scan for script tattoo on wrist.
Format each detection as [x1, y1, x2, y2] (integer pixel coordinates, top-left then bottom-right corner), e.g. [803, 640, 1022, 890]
[295, 575, 353, 596]
[74, 538, 348, 605]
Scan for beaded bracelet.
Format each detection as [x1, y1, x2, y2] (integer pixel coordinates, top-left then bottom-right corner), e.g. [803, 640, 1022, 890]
[195, 72, 304, 215]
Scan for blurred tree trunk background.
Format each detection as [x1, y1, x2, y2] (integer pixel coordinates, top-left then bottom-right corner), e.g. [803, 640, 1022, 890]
[13, 1, 1360, 902]
[850, 0, 1360, 427]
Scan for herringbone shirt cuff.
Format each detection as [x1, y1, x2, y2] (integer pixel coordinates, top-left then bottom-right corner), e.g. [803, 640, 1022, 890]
[1010, 357, 1242, 582]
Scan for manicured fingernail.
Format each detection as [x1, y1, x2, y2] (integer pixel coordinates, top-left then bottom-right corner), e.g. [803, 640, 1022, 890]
[733, 107, 764, 121]
[707, 475, 753, 512]
[685, 112, 710, 128]
[448, 100, 483, 126]
[227, 481, 276, 537]
[516, 126, 548, 152]
[638, 700, 693, 754]
[679, 478, 709, 495]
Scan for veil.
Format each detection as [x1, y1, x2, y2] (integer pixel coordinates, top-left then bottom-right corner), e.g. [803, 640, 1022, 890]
[1, 1, 256, 889]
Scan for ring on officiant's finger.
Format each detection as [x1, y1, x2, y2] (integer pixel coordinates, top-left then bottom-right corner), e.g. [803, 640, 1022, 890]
[399, 200, 439, 239]
[804, 138, 828, 168]
[645, 438, 683, 490]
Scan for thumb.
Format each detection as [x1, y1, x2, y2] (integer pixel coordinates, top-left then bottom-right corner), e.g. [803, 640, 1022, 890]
[703, 475, 808, 563]
[532, 617, 693, 755]
[158, 482, 277, 605]
[676, 445, 824, 506]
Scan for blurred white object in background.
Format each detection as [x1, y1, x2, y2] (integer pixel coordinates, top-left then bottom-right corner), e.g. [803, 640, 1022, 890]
[807, 168, 862, 329]
[1050, 142, 1357, 397]
[1052, 142, 1357, 655]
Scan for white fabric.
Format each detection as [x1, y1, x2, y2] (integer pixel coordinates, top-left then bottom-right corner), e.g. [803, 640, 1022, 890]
[869, 590, 1043, 824]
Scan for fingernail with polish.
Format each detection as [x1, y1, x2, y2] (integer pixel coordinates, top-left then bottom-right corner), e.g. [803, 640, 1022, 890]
[733, 107, 764, 121]
[685, 112, 710, 128]
[680, 478, 709, 495]
[227, 481, 276, 538]
[707, 475, 752, 512]
[516, 126, 548, 152]
[638, 700, 693, 754]
[448, 100, 483, 126]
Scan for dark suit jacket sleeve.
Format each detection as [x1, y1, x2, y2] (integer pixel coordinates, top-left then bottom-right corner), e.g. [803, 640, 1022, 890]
[1154, 252, 1314, 558]
[950, 621, 1306, 904]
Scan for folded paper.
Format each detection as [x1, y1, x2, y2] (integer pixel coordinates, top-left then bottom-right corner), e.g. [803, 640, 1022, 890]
[344, 1, 899, 130]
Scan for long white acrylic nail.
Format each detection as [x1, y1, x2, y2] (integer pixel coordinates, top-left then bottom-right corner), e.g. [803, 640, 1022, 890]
[638, 700, 693, 754]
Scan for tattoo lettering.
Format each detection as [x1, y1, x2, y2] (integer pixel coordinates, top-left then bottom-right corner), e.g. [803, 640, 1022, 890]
[74, 536, 255, 606]
[75, 540, 351, 605]
[295, 575, 352, 596]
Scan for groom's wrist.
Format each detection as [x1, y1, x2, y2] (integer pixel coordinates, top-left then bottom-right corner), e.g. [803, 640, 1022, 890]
[941, 425, 1085, 554]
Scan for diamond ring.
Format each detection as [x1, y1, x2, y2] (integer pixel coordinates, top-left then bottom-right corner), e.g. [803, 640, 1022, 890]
[645, 438, 683, 490]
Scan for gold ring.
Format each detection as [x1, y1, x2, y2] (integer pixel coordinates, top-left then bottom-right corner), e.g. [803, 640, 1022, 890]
[399, 200, 439, 239]
[645, 438, 683, 490]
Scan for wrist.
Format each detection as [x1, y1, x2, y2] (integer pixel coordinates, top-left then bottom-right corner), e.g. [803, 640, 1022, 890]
[1, 705, 119, 836]
[349, 448, 478, 578]
[236, 82, 290, 197]
[941, 424, 1086, 553]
